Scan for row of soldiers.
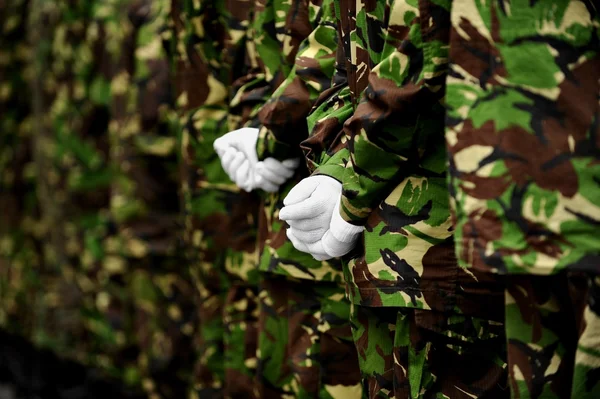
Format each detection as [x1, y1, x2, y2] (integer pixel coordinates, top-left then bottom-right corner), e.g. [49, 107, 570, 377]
[1, 0, 599, 398]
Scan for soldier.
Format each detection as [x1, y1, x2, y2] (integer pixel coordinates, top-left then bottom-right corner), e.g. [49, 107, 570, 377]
[0, 0, 43, 340]
[279, 0, 508, 397]
[108, 0, 196, 397]
[27, 0, 152, 391]
[171, 0, 260, 397]
[444, 1, 600, 397]
[213, 0, 363, 397]
[31, 0, 133, 375]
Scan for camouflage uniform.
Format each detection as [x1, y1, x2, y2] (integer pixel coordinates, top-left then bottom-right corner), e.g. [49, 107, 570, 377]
[108, 1, 196, 397]
[445, 1, 600, 397]
[28, 0, 144, 387]
[300, 0, 508, 396]
[228, 0, 363, 396]
[6, 1, 194, 395]
[0, 0, 43, 339]
[172, 0, 260, 397]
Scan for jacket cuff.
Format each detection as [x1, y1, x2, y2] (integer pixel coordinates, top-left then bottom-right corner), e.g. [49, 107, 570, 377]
[329, 199, 364, 242]
[255, 125, 294, 161]
[339, 194, 371, 226]
[312, 147, 349, 183]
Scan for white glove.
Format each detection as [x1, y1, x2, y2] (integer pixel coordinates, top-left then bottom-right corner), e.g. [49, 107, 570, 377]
[319, 200, 363, 258]
[214, 127, 299, 192]
[213, 127, 259, 160]
[280, 175, 363, 260]
[214, 127, 260, 191]
[286, 227, 330, 261]
[279, 175, 342, 242]
[254, 158, 300, 192]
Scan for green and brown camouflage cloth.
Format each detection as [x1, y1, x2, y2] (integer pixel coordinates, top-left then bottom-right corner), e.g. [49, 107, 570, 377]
[172, 0, 260, 397]
[255, 275, 362, 398]
[251, 0, 346, 284]
[227, 0, 363, 396]
[108, 1, 196, 397]
[505, 273, 600, 399]
[0, 0, 45, 339]
[299, 0, 508, 396]
[232, 0, 346, 282]
[351, 304, 507, 398]
[444, 1, 600, 398]
[28, 0, 184, 390]
[303, 0, 506, 314]
[31, 0, 140, 379]
[303, 0, 507, 322]
[445, 0, 600, 276]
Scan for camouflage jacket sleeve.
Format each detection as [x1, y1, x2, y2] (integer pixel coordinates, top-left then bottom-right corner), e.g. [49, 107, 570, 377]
[229, 0, 324, 129]
[338, 2, 449, 225]
[175, 0, 253, 189]
[109, 0, 181, 257]
[255, 0, 338, 161]
[446, 1, 600, 275]
[302, 84, 354, 182]
[294, 18, 356, 184]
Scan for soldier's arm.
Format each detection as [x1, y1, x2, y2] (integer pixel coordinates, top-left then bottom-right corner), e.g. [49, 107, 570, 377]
[255, 0, 338, 161]
[338, 8, 449, 225]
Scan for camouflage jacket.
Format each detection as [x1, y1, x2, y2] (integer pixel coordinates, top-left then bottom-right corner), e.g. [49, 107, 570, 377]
[174, 0, 260, 286]
[254, 0, 338, 161]
[0, 0, 44, 338]
[109, 0, 180, 259]
[301, 0, 505, 316]
[445, 0, 600, 276]
[27, 0, 148, 382]
[109, 1, 199, 395]
[228, 0, 347, 282]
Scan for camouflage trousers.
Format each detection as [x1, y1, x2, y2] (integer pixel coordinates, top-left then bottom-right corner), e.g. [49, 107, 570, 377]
[190, 279, 259, 399]
[506, 272, 600, 399]
[127, 258, 197, 399]
[224, 282, 260, 398]
[350, 304, 508, 398]
[256, 275, 363, 399]
[189, 272, 228, 399]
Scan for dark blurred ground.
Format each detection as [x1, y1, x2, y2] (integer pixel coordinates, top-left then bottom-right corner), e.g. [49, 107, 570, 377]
[0, 330, 147, 399]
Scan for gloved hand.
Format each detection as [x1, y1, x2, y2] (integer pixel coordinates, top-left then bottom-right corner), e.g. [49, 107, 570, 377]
[279, 175, 342, 241]
[319, 200, 363, 258]
[254, 158, 300, 192]
[214, 127, 260, 191]
[214, 127, 299, 192]
[286, 227, 330, 260]
[280, 175, 364, 260]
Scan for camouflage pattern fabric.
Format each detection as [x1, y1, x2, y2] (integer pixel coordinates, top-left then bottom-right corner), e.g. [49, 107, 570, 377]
[229, 0, 363, 396]
[252, 0, 346, 283]
[445, 0, 600, 276]
[108, 1, 196, 397]
[302, 0, 506, 318]
[171, 0, 260, 397]
[222, 282, 260, 398]
[298, 0, 508, 396]
[0, 0, 43, 339]
[351, 304, 507, 398]
[505, 272, 600, 399]
[445, 2, 600, 398]
[32, 1, 141, 380]
[256, 276, 362, 399]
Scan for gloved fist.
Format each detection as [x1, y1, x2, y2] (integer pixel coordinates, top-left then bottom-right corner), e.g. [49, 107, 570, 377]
[286, 227, 330, 261]
[280, 175, 364, 260]
[254, 158, 300, 192]
[279, 175, 342, 240]
[214, 127, 299, 192]
[319, 200, 363, 258]
[214, 127, 260, 191]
